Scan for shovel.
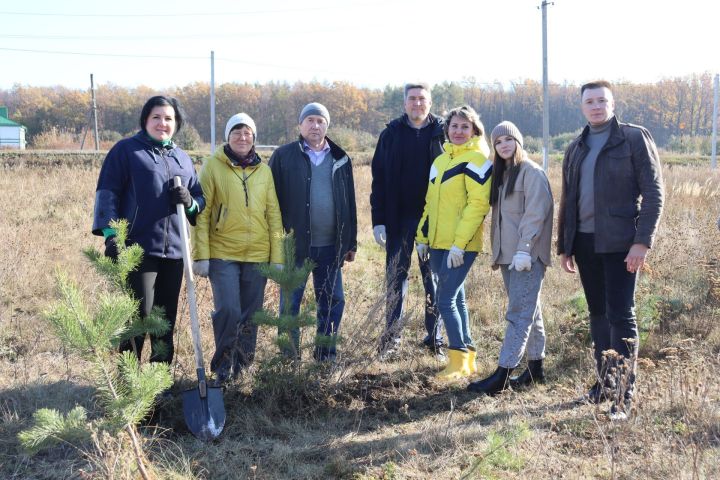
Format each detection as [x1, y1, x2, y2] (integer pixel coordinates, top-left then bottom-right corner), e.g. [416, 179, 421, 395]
[174, 176, 225, 440]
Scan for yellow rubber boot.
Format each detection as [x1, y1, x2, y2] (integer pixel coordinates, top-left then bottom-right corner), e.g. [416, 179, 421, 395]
[436, 349, 472, 381]
[467, 347, 478, 374]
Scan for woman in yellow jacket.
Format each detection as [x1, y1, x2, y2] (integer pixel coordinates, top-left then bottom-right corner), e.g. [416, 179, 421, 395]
[416, 105, 492, 380]
[192, 113, 283, 384]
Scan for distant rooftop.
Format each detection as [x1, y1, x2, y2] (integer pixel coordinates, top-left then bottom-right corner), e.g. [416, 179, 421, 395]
[0, 106, 24, 127]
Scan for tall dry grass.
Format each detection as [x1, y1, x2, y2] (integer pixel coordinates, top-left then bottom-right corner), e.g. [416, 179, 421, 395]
[0, 156, 719, 479]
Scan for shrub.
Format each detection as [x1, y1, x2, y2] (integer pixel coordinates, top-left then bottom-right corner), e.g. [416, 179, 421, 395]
[666, 135, 713, 155]
[174, 123, 202, 151]
[31, 127, 80, 149]
[328, 126, 377, 152]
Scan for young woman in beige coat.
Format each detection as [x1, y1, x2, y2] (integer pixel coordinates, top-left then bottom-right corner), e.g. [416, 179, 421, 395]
[467, 121, 554, 395]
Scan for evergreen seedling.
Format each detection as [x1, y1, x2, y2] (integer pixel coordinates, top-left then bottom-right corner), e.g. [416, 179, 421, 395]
[18, 220, 172, 480]
[253, 232, 316, 359]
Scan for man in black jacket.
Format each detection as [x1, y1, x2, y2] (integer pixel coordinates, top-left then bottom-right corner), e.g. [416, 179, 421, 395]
[269, 102, 358, 361]
[370, 83, 445, 358]
[557, 81, 664, 417]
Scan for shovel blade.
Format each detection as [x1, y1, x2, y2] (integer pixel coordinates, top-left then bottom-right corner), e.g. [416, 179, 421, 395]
[182, 385, 225, 440]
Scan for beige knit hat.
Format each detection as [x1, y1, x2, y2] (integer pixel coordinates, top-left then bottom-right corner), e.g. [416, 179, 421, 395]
[491, 121, 523, 149]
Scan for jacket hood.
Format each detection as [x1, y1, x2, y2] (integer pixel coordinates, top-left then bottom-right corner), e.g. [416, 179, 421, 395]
[443, 135, 490, 158]
[133, 131, 178, 152]
[386, 113, 443, 133]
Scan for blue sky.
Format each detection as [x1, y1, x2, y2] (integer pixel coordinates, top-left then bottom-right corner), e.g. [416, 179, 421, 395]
[0, 0, 716, 90]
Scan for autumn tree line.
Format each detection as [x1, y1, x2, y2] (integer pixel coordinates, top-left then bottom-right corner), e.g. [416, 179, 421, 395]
[0, 73, 715, 152]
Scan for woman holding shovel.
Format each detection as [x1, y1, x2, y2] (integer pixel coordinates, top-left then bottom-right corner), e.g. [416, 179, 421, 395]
[92, 95, 205, 366]
[192, 113, 283, 384]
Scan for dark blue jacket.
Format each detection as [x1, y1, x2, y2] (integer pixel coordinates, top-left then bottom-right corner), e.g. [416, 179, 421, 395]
[370, 113, 445, 233]
[269, 136, 357, 264]
[92, 132, 205, 259]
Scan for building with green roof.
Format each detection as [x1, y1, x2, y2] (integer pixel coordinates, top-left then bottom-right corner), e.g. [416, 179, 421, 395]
[0, 106, 26, 149]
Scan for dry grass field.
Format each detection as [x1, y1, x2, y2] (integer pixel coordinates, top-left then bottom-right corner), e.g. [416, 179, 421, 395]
[0, 152, 719, 479]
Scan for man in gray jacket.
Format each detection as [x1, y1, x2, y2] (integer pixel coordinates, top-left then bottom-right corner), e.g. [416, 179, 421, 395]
[558, 81, 664, 418]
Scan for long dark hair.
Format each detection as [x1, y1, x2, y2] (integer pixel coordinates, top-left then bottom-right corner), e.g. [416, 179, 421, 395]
[489, 140, 525, 206]
[139, 95, 185, 134]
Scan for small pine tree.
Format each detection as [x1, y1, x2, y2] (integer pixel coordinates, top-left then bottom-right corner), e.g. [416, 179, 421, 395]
[18, 220, 172, 480]
[253, 232, 315, 359]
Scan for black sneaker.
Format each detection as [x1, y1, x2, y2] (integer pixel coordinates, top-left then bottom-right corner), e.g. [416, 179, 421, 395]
[578, 381, 608, 404]
[421, 340, 445, 360]
[609, 392, 633, 420]
[210, 367, 231, 388]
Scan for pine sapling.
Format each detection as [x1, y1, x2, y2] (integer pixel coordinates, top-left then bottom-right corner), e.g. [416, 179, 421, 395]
[253, 232, 315, 360]
[18, 220, 172, 480]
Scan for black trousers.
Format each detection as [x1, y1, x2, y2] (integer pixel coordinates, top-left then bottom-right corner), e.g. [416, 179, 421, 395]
[120, 255, 184, 364]
[573, 232, 639, 375]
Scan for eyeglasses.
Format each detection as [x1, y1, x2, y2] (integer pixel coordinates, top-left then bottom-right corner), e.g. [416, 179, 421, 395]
[230, 130, 253, 138]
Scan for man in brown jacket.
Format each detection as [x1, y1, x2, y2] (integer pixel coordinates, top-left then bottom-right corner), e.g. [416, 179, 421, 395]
[558, 81, 664, 418]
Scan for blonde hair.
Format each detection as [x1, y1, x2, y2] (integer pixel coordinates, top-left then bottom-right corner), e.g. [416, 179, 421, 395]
[443, 105, 484, 138]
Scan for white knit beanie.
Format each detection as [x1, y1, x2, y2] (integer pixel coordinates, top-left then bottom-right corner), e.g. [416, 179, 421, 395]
[225, 113, 257, 142]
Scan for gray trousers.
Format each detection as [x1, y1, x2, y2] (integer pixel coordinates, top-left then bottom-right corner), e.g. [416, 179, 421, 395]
[498, 261, 547, 368]
[208, 259, 267, 374]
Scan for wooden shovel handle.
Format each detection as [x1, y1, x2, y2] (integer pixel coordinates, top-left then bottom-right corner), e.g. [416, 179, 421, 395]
[174, 176, 205, 371]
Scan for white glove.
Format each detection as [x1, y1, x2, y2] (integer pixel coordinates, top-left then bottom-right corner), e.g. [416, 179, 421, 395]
[508, 251, 532, 271]
[447, 245, 465, 269]
[373, 225, 387, 248]
[415, 243, 429, 262]
[193, 260, 209, 277]
[272, 263, 284, 271]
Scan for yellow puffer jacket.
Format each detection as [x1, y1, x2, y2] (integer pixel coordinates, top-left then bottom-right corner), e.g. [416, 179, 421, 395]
[416, 136, 492, 252]
[193, 148, 283, 263]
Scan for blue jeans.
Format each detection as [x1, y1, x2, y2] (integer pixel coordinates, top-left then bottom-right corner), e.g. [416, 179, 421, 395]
[208, 259, 267, 375]
[279, 245, 345, 360]
[573, 232, 639, 375]
[498, 261, 547, 368]
[382, 218, 441, 350]
[429, 248, 477, 351]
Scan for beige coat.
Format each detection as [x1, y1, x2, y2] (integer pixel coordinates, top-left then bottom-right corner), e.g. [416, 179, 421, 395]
[491, 158, 553, 266]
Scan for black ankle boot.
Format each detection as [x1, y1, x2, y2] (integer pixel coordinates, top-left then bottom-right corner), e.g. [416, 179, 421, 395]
[467, 367, 513, 395]
[509, 359, 545, 388]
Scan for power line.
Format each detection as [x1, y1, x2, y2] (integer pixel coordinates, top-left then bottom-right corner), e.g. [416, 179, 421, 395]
[0, 2, 389, 17]
[0, 47, 365, 77]
[0, 25, 355, 41]
[0, 47, 204, 60]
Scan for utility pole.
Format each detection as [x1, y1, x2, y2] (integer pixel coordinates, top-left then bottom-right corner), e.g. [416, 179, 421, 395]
[712, 73, 718, 169]
[210, 51, 216, 153]
[80, 74, 100, 150]
[540, 1, 554, 171]
[90, 74, 99, 150]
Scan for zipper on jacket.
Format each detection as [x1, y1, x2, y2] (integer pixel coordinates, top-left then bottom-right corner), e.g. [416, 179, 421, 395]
[216, 204, 223, 225]
[161, 149, 171, 257]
